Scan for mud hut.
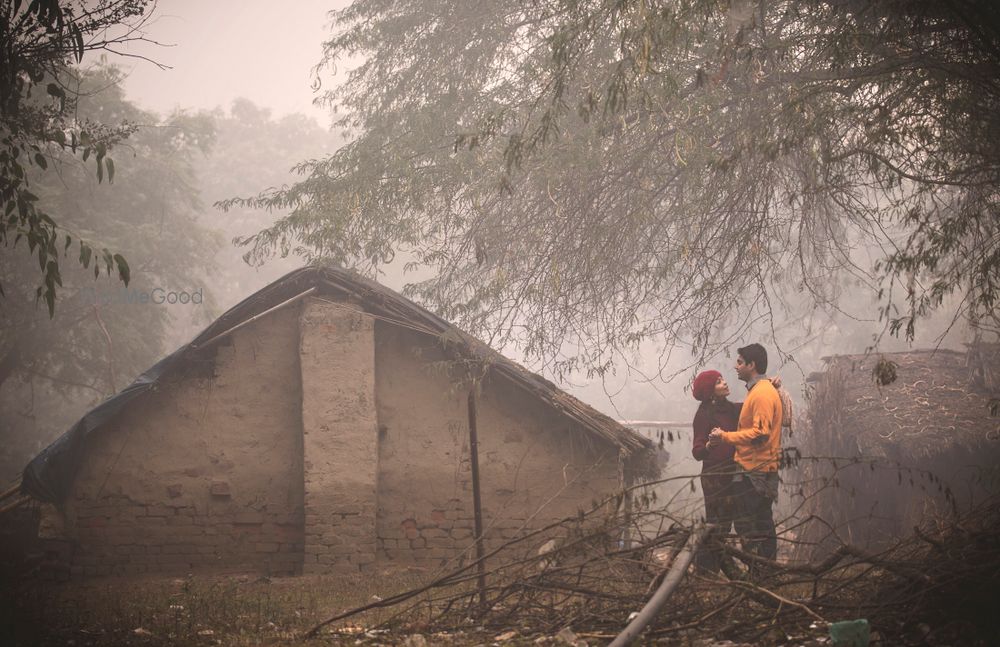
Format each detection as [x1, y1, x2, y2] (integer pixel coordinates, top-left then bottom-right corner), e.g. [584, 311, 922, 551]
[792, 346, 1000, 553]
[12, 267, 656, 577]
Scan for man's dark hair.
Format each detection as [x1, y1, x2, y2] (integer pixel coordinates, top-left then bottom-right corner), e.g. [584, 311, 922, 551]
[738, 343, 768, 374]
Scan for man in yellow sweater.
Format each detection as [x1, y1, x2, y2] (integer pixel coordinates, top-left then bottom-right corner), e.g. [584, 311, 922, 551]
[708, 343, 782, 560]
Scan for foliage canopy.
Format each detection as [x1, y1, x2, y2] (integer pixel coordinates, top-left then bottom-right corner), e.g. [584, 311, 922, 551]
[1, 0, 155, 314]
[227, 0, 1000, 377]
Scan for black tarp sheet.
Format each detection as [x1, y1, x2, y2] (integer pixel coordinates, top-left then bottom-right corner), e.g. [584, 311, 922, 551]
[20, 350, 183, 503]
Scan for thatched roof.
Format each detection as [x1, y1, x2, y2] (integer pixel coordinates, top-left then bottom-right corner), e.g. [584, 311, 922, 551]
[20, 266, 655, 503]
[811, 346, 1000, 463]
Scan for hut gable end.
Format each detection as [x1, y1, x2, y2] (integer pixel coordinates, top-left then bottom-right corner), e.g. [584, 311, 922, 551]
[19, 267, 655, 577]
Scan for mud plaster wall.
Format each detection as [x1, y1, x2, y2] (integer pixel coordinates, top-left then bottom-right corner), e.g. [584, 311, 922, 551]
[55, 298, 623, 577]
[299, 298, 377, 574]
[374, 323, 622, 568]
[64, 307, 304, 576]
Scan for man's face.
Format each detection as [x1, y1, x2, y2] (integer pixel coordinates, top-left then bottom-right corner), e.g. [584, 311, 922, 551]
[735, 354, 755, 382]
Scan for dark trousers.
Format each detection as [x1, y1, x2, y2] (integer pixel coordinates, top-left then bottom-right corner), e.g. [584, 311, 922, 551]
[695, 471, 738, 573]
[733, 474, 777, 561]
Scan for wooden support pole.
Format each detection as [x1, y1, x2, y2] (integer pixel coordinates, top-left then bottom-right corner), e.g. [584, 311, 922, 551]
[467, 387, 487, 609]
[620, 450, 633, 550]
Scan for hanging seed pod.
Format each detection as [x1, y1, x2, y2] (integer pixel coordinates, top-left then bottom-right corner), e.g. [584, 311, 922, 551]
[873, 357, 898, 386]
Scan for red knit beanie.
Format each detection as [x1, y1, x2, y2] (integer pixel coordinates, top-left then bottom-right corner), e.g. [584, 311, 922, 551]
[692, 370, 721, 402]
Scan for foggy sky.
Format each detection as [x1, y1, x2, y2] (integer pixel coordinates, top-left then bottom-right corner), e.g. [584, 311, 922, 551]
[114, 0, 348, 124]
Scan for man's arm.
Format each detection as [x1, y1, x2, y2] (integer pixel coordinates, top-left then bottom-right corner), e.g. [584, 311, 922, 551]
[709, 390, 774, 445]
[719, 405, 772, 445]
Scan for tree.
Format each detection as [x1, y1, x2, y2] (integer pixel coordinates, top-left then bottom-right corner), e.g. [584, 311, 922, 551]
[194, 98, 342, 311]
[1, 0, 156, 314]
[226, 0, 1000, 378]
[0, 65, 218, 481]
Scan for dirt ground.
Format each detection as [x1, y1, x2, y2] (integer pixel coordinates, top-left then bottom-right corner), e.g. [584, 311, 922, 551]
[0, 571, 608, 647]
[0, 569, 843, 647]
[2, 571, 436, 646]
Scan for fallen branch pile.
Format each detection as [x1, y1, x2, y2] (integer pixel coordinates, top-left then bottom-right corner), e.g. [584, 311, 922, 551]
[308, 467, 1000, 645]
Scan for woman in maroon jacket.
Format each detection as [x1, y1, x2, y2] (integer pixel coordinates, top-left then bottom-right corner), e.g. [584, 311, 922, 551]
[691, 369, 741, 573]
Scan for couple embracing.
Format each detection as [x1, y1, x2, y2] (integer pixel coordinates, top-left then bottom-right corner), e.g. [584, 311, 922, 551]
[690, 343, 784, 573]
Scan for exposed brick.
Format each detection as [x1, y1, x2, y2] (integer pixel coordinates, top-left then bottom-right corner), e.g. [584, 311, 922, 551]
[320, 533, 345, 546]
[167, 515, 195, 527]
[425, 536, 455, 549]
[234, 511, 264, 524]
[425, 548, 451, 560]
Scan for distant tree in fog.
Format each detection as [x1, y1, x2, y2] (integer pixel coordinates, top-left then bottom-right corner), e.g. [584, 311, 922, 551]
[197, 98, 342, 310]
[225, 0, 1000, 378]
[0, 65, 218, 480]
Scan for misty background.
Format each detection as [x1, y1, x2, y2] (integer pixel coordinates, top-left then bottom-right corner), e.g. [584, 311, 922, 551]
[0, 0, 977, 484]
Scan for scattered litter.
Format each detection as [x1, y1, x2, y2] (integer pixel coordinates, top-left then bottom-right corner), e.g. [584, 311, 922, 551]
[554, 626, 587, 646]
[651, 546, 673, 565]
[538, 539, 558, 569]
[402, 634, 428, 647]
[829, 619, 870, 647]
[555, 627, 578, 644]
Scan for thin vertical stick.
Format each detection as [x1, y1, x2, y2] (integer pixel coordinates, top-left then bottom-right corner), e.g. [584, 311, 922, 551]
[621, 450, 633, 550]
[467, 388, 487, 609]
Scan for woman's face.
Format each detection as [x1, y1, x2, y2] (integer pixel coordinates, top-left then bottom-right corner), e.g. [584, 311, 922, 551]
[714, 376, 731, 399]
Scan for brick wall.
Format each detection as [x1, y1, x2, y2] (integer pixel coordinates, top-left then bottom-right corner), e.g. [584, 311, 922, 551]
[373, 322, 621, 569]
[64, 306, 305, 576]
